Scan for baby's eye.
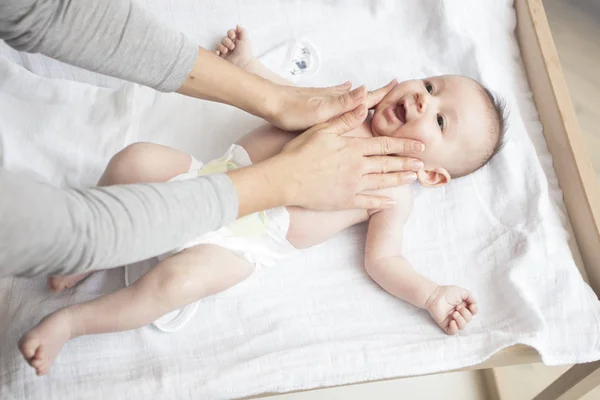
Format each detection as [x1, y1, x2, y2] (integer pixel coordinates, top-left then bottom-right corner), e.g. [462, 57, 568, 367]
[437, 114, 445, 130]
[424, 81, 434, 94]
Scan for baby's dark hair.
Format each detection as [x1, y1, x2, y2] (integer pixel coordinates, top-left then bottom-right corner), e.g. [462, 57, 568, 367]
[451, 85, 508, 179]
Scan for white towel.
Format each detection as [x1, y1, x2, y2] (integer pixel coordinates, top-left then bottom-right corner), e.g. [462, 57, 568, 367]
[1, 1, 600, 399]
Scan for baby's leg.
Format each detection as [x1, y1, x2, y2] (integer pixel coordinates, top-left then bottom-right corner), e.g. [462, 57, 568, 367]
[47, 273, 96, 293]
[20, 244, 254, 376]
[48, 143, 195, 293]
[215, 26, 294, 86]
[97, 142, 194, 185]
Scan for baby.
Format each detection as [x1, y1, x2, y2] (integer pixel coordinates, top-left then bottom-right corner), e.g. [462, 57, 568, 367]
[19, 26, 506, 376]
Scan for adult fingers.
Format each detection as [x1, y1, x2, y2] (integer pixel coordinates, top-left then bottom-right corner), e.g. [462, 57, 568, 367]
[364, 79, 398, 109]
[328, 81, 353, 95]
[288, 85, 364, 125]
[350, 194, 397, 210]
[359, 172, 417, 191]
[304, 81, 352, 96]
[359, 135, 425, 156]
[321, 104, 369, 136]
[323, 86, 367, 120]
[363, 156, 424, 174]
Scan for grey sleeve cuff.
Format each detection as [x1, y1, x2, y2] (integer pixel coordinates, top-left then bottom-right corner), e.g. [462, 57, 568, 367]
[157, 33, 198, 92]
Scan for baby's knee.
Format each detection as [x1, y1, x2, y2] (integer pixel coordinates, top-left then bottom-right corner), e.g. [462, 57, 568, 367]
[100, 142, 154, 185]
[154, 268, 202, 307]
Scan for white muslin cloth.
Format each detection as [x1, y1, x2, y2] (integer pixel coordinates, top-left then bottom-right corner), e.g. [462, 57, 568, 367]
[1, 1, 600, 399]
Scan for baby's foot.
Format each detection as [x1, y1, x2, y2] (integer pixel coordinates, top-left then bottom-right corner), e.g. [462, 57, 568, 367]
[47, 272, 93, 293]
[425, 285, 478, 335]
[18, 311, 72, 376]
[214, 26, 255, 68]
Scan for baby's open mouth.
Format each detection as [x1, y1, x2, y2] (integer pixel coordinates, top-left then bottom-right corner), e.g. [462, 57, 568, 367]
[395, 103, 406, 123]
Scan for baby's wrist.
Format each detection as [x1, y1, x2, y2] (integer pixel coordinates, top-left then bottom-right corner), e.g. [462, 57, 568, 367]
[424, 285, 442, 310]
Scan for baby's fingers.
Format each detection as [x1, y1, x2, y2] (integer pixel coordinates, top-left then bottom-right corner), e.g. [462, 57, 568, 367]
[456, 305, 473, 323]
[461, 290, 476, 305]
[447, 320, 458, 335]
[468, 303, 479, 315]
[453, 311, 467, 330]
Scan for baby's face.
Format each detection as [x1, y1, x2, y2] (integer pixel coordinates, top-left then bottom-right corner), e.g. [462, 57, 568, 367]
[371, 75, 492, 185]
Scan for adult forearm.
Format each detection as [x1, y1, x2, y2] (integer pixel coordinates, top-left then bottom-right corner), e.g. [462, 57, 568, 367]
[176, 47, 279, 121]
[226, 156, 289, 218]
[0, 0, 372, 131]
[0, 169, 237, 278]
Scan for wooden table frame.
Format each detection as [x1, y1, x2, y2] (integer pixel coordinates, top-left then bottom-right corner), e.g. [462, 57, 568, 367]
[489, 0, 600, 397]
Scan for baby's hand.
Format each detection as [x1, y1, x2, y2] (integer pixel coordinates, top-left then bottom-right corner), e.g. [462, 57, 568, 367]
[424, 285, 478, 335]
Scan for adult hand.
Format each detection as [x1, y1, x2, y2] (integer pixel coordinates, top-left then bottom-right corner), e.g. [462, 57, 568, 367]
[266, 79, 399, 131]
[229, 103, 424, 215]
[179, 47, 399, 132]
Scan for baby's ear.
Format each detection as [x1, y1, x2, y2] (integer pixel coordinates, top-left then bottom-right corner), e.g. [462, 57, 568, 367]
[417, 167, 451, 188]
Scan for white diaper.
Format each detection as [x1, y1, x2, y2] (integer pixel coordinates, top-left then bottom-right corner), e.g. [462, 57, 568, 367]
[125, 144, 299, 332]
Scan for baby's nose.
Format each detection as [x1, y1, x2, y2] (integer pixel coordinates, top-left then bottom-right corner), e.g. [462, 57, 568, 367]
[416, 93, 428, 113]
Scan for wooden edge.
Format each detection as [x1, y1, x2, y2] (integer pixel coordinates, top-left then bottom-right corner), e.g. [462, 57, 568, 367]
[482, 369, 502, 400]
[533, 361, 600, 400]
[515, 0, 600, 295]
[238, 345, 541, 399]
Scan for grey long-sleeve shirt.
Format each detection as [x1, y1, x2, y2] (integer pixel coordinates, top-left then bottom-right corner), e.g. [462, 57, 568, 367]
[0, 0, 240, 277]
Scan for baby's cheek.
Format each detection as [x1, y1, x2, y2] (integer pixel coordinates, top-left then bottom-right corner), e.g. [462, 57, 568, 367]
[395, 119, 433, 142]
[370, 112, 388, 136]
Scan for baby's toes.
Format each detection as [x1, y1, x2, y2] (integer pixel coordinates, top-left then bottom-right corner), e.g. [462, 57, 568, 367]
[227, 29, 236, 40]
[221, 37, 235, 51]
[453, 311, 467, 330]
[216, 44, 228, 55]
[31, 357, 43, 369]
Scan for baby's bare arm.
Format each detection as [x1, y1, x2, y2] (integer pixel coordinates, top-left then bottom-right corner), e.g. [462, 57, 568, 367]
[364, 186, 477, 334]
[364, 186, 438, 308]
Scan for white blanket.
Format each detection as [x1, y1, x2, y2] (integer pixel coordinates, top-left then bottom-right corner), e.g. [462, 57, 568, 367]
[2, 0, 600, 399]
